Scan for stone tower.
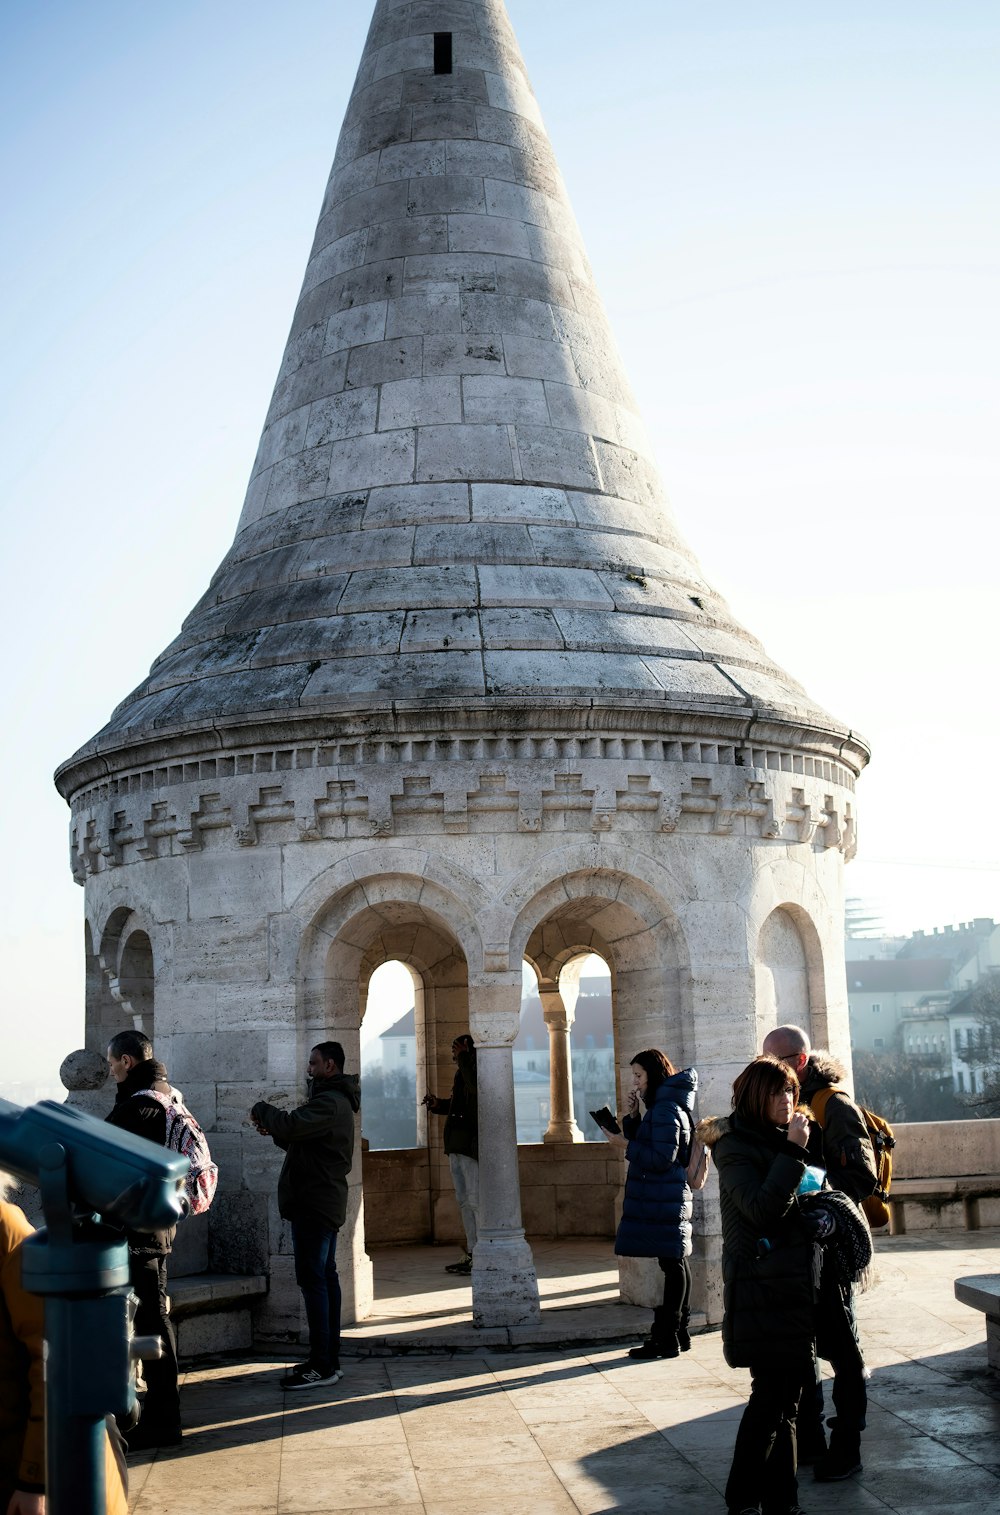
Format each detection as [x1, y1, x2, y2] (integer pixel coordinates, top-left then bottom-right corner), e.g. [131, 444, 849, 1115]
[56, 0, 868, 1333]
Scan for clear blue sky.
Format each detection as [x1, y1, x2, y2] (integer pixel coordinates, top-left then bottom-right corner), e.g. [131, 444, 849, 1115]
[1, 1, 998, 1087]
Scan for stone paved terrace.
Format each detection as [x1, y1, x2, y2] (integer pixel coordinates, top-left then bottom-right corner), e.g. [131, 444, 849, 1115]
[130, 1231, 1000, 1515]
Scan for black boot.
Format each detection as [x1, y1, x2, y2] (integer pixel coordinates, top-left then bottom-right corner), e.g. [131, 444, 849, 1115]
[677, 1307, 692, 1352]
[628, 1306, 680, 1360]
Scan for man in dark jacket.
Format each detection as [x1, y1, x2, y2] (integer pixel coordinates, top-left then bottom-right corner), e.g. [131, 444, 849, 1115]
[105, 1029, 181, 1450]
[763, 1024, 876, 1484]
[422, 1035, 478, 1275]
[251, 1042, 360, 1390]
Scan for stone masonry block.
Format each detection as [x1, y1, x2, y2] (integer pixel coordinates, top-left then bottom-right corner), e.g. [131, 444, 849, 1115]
[514, 424, 602, 490]
[170, 1030, 267, 1084]
[306, 387, 379, 447]
[480, 606, 563, 650]
[345, 338, 423, 389]
[324, 301, 388, 355]
[365, 215, 448, 262]
[415, 422, 512, 482]
[403, 252, 497, 290]
[406, 176, 486, 217]
[261, 446, 335, 518]
[326, 428, 416, 491]
[400, 608, 481, 652]
[386, 291, 463, 337]
[376, 139, 447, 180]
[447, 213, 531, 258]
[446, 140, 515, 179]
[479, 564, 614, 610]
[414, 520, 532, 566]
[337, 563, 477, 612]
[462, 375, 548, 425]
[502, 334, 578, 384]
[460, 292, 554, 340]
[471, 482, 572, 523]
[378, 375, 462, 429]
[422, 333, 504, 375]
[188, 852, 283, 922]
[301, 649, 487, 701]
[362, 480, 470, 526]
[172, 921, 270, 985]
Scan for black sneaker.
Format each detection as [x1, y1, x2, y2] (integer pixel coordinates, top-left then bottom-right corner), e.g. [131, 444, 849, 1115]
[280, 1363, 344, 1390]
[444, 1254, 473, 1274]
[813, 1450, 862, 1482]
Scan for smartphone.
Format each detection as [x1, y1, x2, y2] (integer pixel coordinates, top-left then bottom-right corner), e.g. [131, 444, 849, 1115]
[590, 1106, 621, 1134]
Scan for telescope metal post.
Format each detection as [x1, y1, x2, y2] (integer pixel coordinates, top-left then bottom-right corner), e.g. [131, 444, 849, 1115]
[20, 1142, 135, 1515]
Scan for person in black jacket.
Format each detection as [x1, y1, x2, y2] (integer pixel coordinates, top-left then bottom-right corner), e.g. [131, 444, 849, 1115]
[602, 1049, 696, 1359]
[422, 1035, 478, 1275]
[251, 1042, 360, 1391]
[105, 1029, 181, 1450]
[698, 1055, 816, 1515]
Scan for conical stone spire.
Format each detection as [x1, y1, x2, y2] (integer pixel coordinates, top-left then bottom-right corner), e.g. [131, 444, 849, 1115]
[59, 0, 866, 784]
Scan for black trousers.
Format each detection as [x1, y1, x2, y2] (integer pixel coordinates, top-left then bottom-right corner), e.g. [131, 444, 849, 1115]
[130, 1253, 180, 1432]
[799, 1271, 868, 1452]
[658, 1255, 692, 1321]
[724, 1356, 806, 1514]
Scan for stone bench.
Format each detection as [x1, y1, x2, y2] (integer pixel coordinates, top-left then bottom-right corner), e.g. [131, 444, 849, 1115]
[166, 1273, 268, 1359]
[887, 1176, 1000, 1236]
[954, 1274, 1000, 1369]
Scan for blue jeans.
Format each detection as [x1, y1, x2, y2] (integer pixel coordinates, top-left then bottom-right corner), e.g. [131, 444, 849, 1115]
[292, 1220, 342, 1370]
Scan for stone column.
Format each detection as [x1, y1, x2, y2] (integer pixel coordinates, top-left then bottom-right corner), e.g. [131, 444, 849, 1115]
[539, 982, 584, 1144]
[468, 975, 540, 1328]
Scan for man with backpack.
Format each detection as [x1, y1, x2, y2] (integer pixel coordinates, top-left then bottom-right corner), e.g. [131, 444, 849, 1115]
[250, 1042, 360, 1390]
[762, 1024, 879, 1485]
[105, 1029, 184, 1451]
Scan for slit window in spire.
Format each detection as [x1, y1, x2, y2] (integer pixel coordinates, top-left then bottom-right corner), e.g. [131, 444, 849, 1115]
[433, 33, 453, 74]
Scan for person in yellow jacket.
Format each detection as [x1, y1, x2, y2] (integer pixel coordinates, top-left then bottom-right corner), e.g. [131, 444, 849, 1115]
[0, 1192, 127, 1515]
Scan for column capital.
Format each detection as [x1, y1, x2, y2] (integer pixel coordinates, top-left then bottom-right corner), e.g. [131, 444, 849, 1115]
[468, 975, 521, 1047]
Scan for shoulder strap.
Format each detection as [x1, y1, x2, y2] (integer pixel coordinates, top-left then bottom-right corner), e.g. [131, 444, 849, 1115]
[808, 1085, 843, 1127]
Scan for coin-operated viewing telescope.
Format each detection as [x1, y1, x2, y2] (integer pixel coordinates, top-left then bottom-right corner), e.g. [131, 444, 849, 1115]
[0, 1098, 189, 1515]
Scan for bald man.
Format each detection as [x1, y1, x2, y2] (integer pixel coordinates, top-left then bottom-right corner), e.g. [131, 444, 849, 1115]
[761, 1025, 876, 1485]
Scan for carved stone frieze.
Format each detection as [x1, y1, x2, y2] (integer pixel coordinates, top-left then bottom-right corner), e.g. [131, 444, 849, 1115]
[69, 755, 857, 880]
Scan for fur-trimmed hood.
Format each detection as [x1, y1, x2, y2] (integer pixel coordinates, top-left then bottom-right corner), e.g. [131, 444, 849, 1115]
[801, 1052, 848, 1093]
[696, 1114, 732, 1149]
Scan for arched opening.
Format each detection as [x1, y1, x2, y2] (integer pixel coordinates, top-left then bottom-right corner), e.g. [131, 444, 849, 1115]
[755, 904, 826, 1048]
[360, 960, 422, 1151]
[94, 908, 155, 1050]
[510, 866, 690, 1309]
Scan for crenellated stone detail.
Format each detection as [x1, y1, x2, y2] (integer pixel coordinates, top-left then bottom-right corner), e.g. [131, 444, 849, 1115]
[69, 759, 857, 880]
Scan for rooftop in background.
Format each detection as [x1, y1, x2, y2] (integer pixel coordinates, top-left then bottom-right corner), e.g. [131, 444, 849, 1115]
[898, 920, 996, 961]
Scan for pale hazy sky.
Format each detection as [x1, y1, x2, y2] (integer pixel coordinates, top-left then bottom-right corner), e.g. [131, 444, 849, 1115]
[1, 1, 997, 1087]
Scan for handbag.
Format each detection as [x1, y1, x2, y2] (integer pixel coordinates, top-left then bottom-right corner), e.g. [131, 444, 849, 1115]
[684, 1112, 710, 1190]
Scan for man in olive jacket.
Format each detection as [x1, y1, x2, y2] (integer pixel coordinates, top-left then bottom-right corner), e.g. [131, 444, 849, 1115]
[251, 1041, 360, 1390]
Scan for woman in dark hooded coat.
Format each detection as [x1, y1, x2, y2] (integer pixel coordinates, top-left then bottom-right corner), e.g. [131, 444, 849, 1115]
[697, 1054, 817, 1515]
[602, 1049, 697, 1359]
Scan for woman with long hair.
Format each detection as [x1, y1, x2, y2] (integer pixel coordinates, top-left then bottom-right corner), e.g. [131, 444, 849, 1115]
[601, 1048, 697, 1359]
[698, 1055, 816, 1515]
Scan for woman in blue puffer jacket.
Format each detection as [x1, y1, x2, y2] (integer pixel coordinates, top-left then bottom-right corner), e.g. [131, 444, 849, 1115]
[604, 1048, 698, 1359]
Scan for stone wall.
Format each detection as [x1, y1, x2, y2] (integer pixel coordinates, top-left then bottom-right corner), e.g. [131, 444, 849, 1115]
[362, 1141, 619, 1247]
